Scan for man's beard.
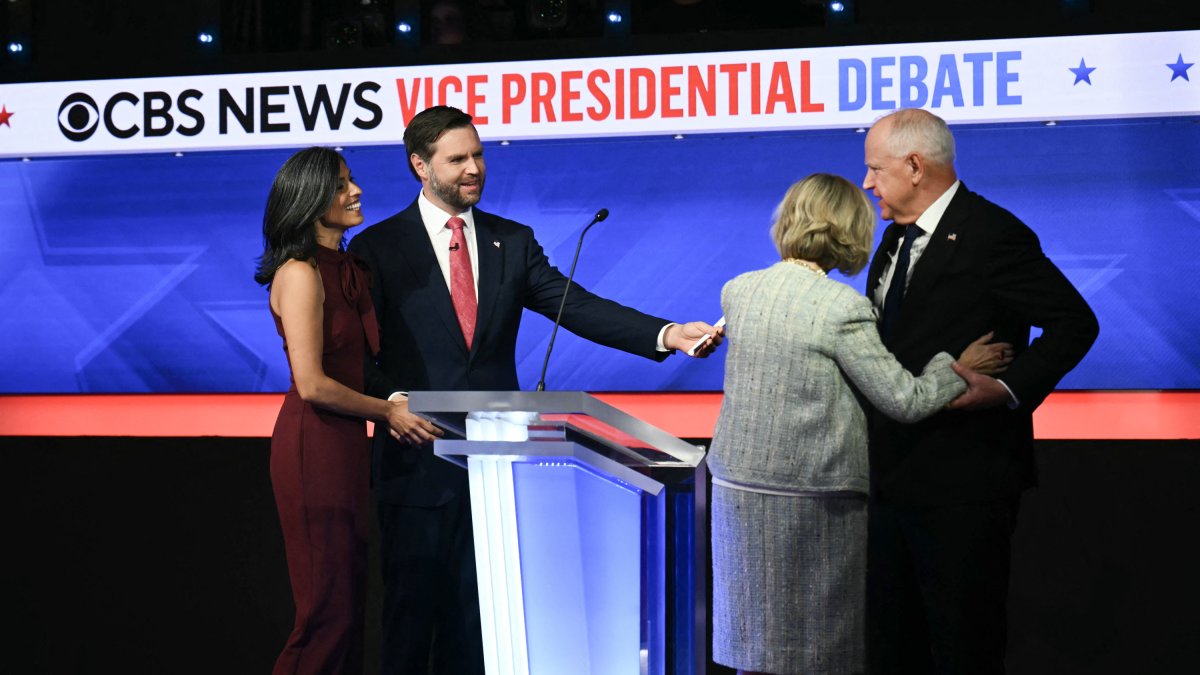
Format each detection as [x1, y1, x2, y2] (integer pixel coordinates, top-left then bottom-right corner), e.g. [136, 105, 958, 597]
[429, 169, 483, 212]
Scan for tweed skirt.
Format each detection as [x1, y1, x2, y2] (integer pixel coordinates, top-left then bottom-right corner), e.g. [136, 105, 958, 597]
[711, 484, 867, 675]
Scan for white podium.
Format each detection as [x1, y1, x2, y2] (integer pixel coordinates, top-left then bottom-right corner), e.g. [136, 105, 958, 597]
[409, 391, 707, 675]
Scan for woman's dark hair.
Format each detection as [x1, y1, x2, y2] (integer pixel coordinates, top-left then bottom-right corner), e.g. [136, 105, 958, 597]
[254, 146, 344, 286]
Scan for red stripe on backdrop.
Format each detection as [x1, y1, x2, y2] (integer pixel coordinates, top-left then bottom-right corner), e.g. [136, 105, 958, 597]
[0, 392, 1196, 440]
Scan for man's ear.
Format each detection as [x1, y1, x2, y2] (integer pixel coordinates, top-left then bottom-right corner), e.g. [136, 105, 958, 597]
[906, 152, 924, 184]
[410, 153, 428, 181]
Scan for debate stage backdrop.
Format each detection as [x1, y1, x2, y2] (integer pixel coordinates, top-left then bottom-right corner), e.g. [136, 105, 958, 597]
[2, 31, 1197, 394]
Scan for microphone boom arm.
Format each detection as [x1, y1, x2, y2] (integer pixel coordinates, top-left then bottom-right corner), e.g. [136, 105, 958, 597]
[536, 208, 609, 391]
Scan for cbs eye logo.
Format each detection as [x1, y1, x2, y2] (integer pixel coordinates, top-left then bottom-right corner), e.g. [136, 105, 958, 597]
[58, 93, 100, 142]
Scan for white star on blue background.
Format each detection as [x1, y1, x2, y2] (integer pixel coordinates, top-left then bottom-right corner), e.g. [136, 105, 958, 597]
[1167, 53, 1193, 82]
[1069, 58, 1096, 85]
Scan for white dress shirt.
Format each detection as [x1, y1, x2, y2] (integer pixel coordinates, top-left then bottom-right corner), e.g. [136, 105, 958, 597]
[872, 180, 960, 310]
[417, 191, 479, 298]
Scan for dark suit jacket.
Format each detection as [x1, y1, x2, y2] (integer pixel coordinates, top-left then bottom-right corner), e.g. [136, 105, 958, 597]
[348, 199, 671, 506]
[865, 184, 1099, 506]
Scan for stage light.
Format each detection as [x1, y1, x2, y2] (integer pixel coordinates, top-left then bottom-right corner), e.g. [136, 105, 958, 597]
[826, 0, 853, 25]
[7, 41, 24, 54]
[396, 21, 413, 34]
[197, 32, 214, 44]
[601, 1, 630, 37]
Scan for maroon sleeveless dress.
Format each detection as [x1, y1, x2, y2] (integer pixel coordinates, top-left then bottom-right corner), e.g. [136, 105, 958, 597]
[269, 245, 380, 675]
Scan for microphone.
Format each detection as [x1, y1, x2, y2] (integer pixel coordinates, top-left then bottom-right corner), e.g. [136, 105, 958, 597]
[536, 208, 609, 392]
[449, 242, 460, 251]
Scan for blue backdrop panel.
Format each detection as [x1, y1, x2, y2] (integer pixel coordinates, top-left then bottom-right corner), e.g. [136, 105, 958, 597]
[2, 117, 1197, 392]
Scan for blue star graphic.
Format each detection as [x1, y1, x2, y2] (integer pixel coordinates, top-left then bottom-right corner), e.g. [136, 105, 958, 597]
[1167, 53, 1193, 82]
[1069, 58, 1096, 86]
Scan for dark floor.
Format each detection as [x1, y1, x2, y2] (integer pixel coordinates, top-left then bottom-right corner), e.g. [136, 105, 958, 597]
[6, 437, 1199, 674]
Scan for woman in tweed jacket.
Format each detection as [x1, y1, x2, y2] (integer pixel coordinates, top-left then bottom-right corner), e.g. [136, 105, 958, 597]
[708, 173, 1009, 675]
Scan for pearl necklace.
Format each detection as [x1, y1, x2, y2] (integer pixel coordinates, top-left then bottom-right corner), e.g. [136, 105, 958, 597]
[783, 258, 827, 277]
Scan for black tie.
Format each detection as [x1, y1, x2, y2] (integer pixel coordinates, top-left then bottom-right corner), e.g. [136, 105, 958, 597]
[880, 224, 922, 342]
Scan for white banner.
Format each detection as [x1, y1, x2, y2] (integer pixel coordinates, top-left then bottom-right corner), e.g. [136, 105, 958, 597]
[0, 29, 1196, 158]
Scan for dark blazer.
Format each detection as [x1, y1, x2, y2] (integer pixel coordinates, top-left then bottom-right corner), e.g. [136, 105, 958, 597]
[348, 199, 671, 506]
[865, 184, 1099, 506]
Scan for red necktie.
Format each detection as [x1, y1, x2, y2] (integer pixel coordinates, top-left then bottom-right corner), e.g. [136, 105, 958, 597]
[446, 216, 477, 349]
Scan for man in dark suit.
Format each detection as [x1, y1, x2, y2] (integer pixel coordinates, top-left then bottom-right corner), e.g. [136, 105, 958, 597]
[860, 108, 1099, 674]
[347, 105, 723, 674]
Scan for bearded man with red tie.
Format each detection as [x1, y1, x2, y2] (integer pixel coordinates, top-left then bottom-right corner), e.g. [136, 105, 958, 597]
[347, 105, 723, 674]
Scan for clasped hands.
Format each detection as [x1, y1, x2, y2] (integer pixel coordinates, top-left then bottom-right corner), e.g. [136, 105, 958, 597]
[949, 331, 1016, 411]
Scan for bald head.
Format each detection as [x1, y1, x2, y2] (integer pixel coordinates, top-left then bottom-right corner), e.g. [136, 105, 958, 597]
[862, 108, 958, 224]
[876, 108, 957, 174]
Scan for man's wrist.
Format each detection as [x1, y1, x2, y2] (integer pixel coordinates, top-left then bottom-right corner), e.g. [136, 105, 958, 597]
[657, 323, 677, 352]
[388, 391, 409, 402]
[996, 379, 1019, 409]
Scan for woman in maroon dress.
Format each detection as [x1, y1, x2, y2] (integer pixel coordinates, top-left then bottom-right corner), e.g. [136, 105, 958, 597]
[255, 147, 439, 674]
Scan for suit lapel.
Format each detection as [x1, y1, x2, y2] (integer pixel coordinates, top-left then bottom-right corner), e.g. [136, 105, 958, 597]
[471, 210, 504, 359]
[903, 185, 970, 304]
[393, 203, 468, 356]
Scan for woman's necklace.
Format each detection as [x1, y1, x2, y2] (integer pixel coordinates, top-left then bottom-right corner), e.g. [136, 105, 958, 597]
[783, 258, 827, 277]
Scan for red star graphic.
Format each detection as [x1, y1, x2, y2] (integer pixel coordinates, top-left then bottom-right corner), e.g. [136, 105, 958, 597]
[0, 105, 12, 127]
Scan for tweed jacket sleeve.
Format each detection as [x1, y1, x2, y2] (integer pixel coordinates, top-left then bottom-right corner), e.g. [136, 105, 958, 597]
[708, 263, 965, 494]
[830, 293, 966, 424]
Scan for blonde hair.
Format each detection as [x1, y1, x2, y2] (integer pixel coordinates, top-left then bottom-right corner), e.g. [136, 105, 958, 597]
[770, 173, 877, 276]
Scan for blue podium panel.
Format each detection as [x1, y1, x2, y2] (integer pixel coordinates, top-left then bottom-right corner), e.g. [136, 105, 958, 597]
[418, 392, 705, 675]
[461, 448, 669, 675]
[513, 461, 665, 675]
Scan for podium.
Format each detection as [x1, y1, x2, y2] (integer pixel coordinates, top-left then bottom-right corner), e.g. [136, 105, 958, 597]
[408, 391, 707, 675]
